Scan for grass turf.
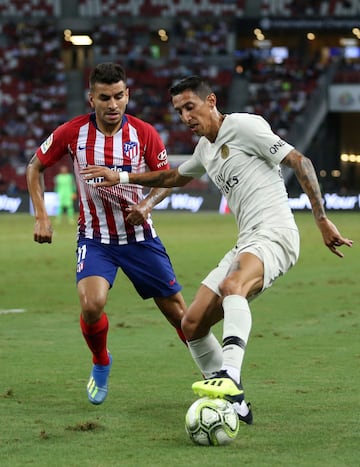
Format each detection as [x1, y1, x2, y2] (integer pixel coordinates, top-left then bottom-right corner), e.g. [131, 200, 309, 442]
[0, 212, 358, 466]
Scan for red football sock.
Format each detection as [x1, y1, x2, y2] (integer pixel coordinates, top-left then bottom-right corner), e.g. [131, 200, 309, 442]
[176, 327, 188, 346]
[80, 312, 110, 365]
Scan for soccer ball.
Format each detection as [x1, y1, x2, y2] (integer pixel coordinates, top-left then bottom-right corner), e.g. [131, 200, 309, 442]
[185, 397, 239, 446]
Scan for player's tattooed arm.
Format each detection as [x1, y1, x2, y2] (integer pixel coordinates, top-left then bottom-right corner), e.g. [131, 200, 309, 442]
[281, 149, 326, 222]
[281, 149, 353, 257]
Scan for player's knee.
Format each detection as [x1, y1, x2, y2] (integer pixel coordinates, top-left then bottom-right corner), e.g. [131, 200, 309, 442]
[181, 314, 207, 341]
[219, 275, 263, 299]
[181, 314, 193, 340]
[81, 309, 103, 325]
[219, 276, 244, 297]
[80, 297, 105, 324]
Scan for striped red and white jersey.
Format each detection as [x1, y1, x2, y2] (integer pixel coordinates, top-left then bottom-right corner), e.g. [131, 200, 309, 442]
[36, 113, 170, 244]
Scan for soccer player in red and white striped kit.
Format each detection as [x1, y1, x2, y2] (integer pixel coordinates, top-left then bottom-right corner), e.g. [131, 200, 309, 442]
[27, 62, 187, 405]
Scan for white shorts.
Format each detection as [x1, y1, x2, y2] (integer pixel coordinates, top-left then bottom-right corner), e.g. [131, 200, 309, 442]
[202, 227, 300, 298]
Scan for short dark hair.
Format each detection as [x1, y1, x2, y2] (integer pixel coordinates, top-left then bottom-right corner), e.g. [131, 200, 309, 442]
[169, 75, 213, 100]
[89, 62, 126, 90]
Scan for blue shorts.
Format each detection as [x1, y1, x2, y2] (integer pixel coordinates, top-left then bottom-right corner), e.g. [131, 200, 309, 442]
[76, 237, 182, 299]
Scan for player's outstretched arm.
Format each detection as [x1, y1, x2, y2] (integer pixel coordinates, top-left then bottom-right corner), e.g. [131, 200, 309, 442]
[281, 149, 353, 257]
[81, 165, 192, 188]
[26, 155, 53, 244]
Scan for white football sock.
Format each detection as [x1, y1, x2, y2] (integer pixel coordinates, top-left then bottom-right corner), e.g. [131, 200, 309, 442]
[222, 365, 239, 383]
[187, 332, 223, 378]
[222, 295, 252, 384]
[233, 400, 250, 417]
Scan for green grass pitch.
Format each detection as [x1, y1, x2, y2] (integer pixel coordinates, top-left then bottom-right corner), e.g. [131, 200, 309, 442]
[0, 212, 358, 466]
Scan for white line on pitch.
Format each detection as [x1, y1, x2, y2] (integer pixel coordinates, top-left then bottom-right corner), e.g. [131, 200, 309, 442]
[0, 309, 26, 315]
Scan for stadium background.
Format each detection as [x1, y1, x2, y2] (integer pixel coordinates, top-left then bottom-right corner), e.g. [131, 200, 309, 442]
[1, 0, 360, 213]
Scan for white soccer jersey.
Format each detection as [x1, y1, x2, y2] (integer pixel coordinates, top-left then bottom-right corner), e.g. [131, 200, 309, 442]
[178, 113, 298, 234]
[37, 113, 169, 244]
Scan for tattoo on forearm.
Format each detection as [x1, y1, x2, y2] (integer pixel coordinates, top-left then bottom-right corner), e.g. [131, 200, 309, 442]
[292, 156, 326, 220]
[147, 188, 171, 207]
[283, 150, 326, 220]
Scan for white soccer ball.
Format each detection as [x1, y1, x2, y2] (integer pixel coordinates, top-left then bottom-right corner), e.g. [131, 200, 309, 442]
[185, 397, 239, 446]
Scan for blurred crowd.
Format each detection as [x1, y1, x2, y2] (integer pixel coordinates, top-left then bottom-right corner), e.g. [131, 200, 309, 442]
[0, 20, 66, 192]
[1, 0, 359, 192]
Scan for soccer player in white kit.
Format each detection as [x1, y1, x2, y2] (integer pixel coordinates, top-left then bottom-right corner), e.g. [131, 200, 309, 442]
[81, 76, 353, 423]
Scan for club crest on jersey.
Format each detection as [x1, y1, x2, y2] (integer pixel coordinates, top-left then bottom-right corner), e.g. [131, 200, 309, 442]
[40, 134, 54, 154]
[221, 144, 229, 159]
[123, 141, 139, 159]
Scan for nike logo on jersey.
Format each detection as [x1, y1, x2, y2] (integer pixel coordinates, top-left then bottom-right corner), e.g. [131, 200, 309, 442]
[78, 145, 93, 151]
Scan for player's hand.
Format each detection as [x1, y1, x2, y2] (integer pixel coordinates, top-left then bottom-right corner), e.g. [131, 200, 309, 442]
[80, 165, 119, 187]
[317, 217, 353, 257]
[34, 219, 53, 244]
[125, 204, 150, 226]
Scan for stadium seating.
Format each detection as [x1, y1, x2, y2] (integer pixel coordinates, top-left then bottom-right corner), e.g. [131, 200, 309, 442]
[78, 0, 245, 17]
[260, 0, 357, 17]
[0, 19, 67, 192]
[0, 0, 61, 16]
[333, 59, 360, 83]
[243, 53, 324, 137]
[0, 0, 354, 192]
